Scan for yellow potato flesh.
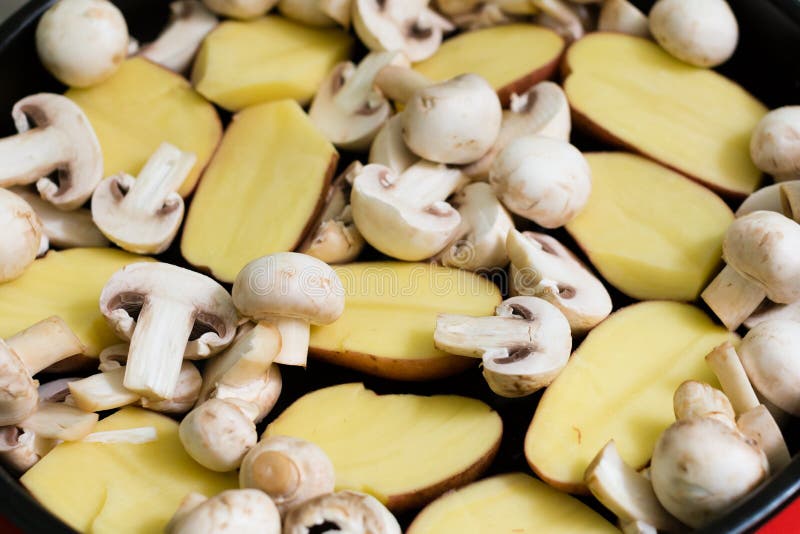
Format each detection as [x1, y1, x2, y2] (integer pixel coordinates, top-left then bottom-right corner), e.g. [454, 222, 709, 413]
[264, 383, 502, 508]
[21, 408, 237, 534]
[192, 16, 353, 111]
[0, 248, 151, 355]
[67, 58, 222, 197]
[408, 473, 616, 534]
[525, 301, 737, 492]
[181, 99, 337, 282]
[567, 153, 733, 301]
[565, 33, 766, 196]
[309, 262, 502, 379]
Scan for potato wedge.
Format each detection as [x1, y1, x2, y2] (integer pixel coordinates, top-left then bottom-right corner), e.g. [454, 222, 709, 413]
[408, 473, 616, 533]
[525, 301, 736, 493]
[264, 383, 502, 512]
[309, 262, 502, 380]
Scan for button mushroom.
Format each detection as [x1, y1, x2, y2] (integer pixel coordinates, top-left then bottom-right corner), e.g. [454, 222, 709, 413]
[672, 380, 735, 426]
[350, 161, 465, 261]
[0, 93, 103, 210]
[598, 0, 650, 37]
[232, 252, 345, 367]
[490, 135, 592, 228]
[283, 491, 401, 534]
[202, 0, 279, 19]
[735, 180, 800, 221]
[35, 0, 130, 87]
[99, 262, 238, 400]
[166, 489, 281, 534]
[92, 142, 196, 254]
[138, 1, 218, 73]
[750, 106, 800, 182]
[701, 211, 800, 330]
[239, 436, 335, 515]
[0, 188, 43, 283]
[368, 114, 418, 174]
[648, 0, 739, 68]
[507, 229, 612, 333]
[180, 398, 258, 472]
[278, 0, 352, 27]
[434, 296, 572, 397]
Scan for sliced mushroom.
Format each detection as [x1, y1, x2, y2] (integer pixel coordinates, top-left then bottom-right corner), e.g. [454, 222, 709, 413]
[368, 114, 418, 174]
[750, 107, 800, 182]
[278, 0, 352, 27]
[138, 1, 218, 73]
[0, 188, 42, 283]
[240, 436, 335, 515]
[35, 0, 130, 87]
[284, 491, 401, 534]
[350, 161, 465, 261]
[19, 402, 98, 441]
[672, 381, 735, 427]
[434, 182, 513, 271]
[166, 489, 281, 534]
[353, 0, 454, 62]
[202, 0, 279, 19]
[0, 94, 103, 210]
[434, 296, 572, 397]
[232, 252, 345, 366]
[99, 262, 238, 400]
[506, 229, 611, 333]
[490, 135, 591, 228]
[598, 0, 650, 37]
[736, 180, 800, 221]
[179, 398, 257, 471]
[92, 142, 195, 254]
[701, 211, 800, 330]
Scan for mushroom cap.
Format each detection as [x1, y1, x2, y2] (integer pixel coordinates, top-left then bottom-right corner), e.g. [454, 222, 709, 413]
[0, 189, 42, 283]
[99, 262, 239, 358]
[12, 93, 103, 210]
[167, 489, 281, 534]
[648, 0, 738, 68]
[490, 135, 591, 228]
[750, 106, 800, 179]
[739, 319, 800, 416]
[283, 490, 401, 534]
[179, 399, 257, 472]
[736, 181, 800, 218]
[402, 74, 502, 165]
[673, 381, 735, 426]
[232, 252, 345, 325]
[722, 211, 800, 304]
[202, 0, 279, 19]
[650, 417, 767, 528]
[0, 341, 38, 427]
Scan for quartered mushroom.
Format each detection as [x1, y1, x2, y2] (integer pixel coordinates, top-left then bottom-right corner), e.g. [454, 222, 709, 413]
[232, 252, 345, 366]
[35, 0, 130, 87]
[736, 180, 800, 221]
[92, 142, 196, 254]
[434, 296, 572, 397]
[202, 0, 279, 19]
[350, 161, 465, 261]
[435, 182, 514, 272]
[352, 0, 454, 62]
[701, 211, 800, 330]
[278, 0, 353, 27]
[598, 0, 650, 37]
[0, 188, 43, 283]
[750, 106, 800, 182]
[368, 114, 418, 173]
[0, 93, 103, 210]
[99, 262, 238, 400]
[138, 0, 218, 73]
[283, 490, 401, 534]
[490, 135, 591, 228]
[239, 436, 335, 515]
[506, 229, 611, 333]
[179, 398, 258, 472]
[166, 489, 281, 534]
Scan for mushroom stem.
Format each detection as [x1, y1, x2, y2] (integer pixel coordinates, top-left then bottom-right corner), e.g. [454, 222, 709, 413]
[737, 404, 791, 473]
[705, 342, 760, 415]
[701, 265, 766, 331]
[374, 65, 431, 103]
[5, 316, 85, 375]
[68, 367, 140, 412]
[121, 143, 196, 215]
[780, 182, 800, 222]
[389, 162, 466, 203]
[270, 317, 311, 366]
[434, 314, 535, 358]
[138, 0, 218, 73]
[334, 52, 396, 111]
[0, 126, 68, 188]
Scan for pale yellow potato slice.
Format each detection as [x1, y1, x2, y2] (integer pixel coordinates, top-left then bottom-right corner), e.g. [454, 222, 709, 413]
[21, 408, 237, 534]
[525, 301, 737, 493]
[567, 153, 733, 301]
[408, 473, 616, 533]
[0, 248, 152, 356]
[181, 99, 337, 282]
[309, 262, 502, 380]
[67, 58, 222, 197]
[264, 383, 502, 512]
[564, 33, 767, 196]
[192, 16, 353, 111]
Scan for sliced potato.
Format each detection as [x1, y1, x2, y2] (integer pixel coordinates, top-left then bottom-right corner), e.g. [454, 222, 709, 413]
[525, 301, 736, 493]
[264, 383, 502, 512]
[309, 262, 502, 380]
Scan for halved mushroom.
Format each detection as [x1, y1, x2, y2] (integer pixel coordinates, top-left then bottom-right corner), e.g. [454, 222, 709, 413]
[278, 0, 352, 27]
[350, 162, 465, 261]
[598, 0, 650, 37]
[434, 296, 572, 397]
[138, 1, 218, 73]
[202, 0, 279, 19]
[736, 180, 800, 221]
[239, 436, 335, 515]
[0, 94, 103, 210]
[92, 142, 196, 254]
[368, 114, 418, 173]
[353, 0, 454, 62]
[180, 398, 258, 471]
[701, 211, 800, 330]
[434, 182, 513, 272]
[750, 107, 800, 182]
[166, 489, 281, 534]
[284, 491, 401, 534]
[506, 229, 611, 333]
[99, 262, 238, 400]
[0, 188, 42, 283]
